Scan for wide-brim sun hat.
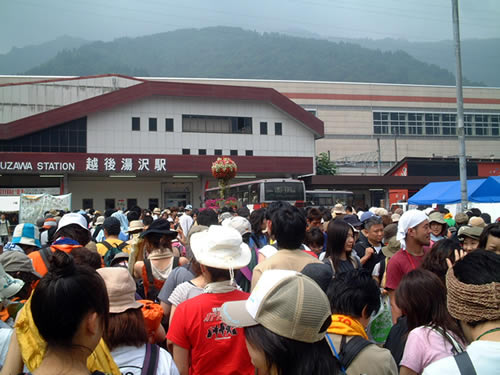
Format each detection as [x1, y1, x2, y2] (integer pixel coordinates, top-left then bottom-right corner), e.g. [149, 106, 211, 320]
[57, 212, 88, 231]
[0, 264, 24, 302]
[140, 219, 178, 238]
[0, 251, 42, 279]
[190, 225, 251, 270]
[127, 220, 144, 233]
[97, 267, 143, 313]
[428, 211, 446, 225]
[222, 216, 251, 236]
[382, 237, 401, 258]
[220, 270, 331, 343]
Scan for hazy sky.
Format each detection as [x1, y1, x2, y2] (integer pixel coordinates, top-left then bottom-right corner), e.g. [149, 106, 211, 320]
[1, 0, 499, 53]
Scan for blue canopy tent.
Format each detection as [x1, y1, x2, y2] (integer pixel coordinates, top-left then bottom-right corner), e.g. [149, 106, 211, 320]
[408, 179, 486, 205]
[469, 176, 500, 203]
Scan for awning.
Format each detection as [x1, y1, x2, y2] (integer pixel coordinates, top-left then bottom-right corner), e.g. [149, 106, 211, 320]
[469, 176, 500, 203]
[408, 179, 486, 205]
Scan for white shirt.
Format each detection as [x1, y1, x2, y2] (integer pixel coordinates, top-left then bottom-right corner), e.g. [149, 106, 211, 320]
[112, 344, 179, 375]
[179, 213, 193, 235]
[423, 340, 500, 375]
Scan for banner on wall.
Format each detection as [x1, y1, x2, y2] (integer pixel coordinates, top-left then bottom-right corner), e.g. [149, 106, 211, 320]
[19, 193, 72, 224]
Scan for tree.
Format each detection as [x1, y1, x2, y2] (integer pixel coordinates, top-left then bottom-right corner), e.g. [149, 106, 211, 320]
[316, 152, 337, 175]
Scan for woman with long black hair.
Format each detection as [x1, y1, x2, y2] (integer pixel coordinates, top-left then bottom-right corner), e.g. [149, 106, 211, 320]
[324, 219, 360, 276]
[396, 268, 466, 375]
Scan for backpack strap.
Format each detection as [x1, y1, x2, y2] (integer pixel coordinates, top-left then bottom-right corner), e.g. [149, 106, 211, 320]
[144, 258, 158, 300]
[100, 241, 113, 251]
[338, 335, 373, 370]
[117, 242, 127, 251]
[172, 256, 179, 269]
[39, 247, 53, 271]
[141, 342, 160, 375]
[426, 326, 465, 354]
[454, 351, 477, 375]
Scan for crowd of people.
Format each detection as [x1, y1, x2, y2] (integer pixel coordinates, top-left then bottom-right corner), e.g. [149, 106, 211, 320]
[0, 202, 498, 375]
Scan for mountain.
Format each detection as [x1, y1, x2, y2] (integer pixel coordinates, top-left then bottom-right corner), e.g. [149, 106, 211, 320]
[326, 37, 500, 87]
[24, 27, 480, 85]
[0, 36, 91, 74]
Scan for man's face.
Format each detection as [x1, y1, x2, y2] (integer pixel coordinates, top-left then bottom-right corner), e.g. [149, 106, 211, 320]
[462, 237, 480, 253]
[307, 219, 322, 230]
[410, 220, 431, 246]
[366, 223, 384, 244]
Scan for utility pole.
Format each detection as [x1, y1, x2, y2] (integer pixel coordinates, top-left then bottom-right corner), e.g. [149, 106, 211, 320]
[451, 0, 468, 211]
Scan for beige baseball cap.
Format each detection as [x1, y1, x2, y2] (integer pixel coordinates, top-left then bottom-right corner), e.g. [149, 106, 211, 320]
[220, 270, 331, 343]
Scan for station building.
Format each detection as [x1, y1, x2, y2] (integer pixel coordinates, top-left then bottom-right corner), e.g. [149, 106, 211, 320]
[1, 74, 499, 210]
[0, 75, 322, 210]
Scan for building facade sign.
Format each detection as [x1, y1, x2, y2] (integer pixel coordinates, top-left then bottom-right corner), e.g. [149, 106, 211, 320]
[0, 152, 314, 175]
[0, 153, 168, 174]
[0, 187, 60, 196]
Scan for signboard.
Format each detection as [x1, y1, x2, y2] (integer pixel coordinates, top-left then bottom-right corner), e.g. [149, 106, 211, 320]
[478, 163, 500, 177]
[0, 154, 167, 173]
[19, 193, 72, 224]
[0, 187, 60, 196]
[391, 162, 408, 176]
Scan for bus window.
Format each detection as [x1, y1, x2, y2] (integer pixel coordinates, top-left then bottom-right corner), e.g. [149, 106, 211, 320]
[264, 182, 304, 202]
[250, 183, 260, 203]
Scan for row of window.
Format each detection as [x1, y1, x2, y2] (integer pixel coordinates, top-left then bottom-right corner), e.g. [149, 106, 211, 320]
[0, 118, 87, 153]
[131, 116, 283, 135]
[132, 117, 173, 132]
[83, 198, 158, 211]
[373, 112, 500, 136]
[182, 149, 253, 156]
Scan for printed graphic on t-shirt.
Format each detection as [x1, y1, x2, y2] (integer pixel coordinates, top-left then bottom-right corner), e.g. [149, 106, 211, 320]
[204, 307, 238, 340]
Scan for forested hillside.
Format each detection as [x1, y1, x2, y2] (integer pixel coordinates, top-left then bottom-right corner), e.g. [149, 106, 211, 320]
[24, 27, 480, 85]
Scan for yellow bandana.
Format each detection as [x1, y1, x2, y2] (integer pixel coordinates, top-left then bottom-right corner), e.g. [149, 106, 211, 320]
[15, 296, 120, 374]
[327, 314, 368, 340]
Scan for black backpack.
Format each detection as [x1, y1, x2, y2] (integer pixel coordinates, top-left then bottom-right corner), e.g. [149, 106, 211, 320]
[100, 241, 128, 267]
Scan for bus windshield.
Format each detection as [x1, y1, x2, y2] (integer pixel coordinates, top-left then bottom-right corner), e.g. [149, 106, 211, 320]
[264, 181, 305, 202]
[306, 190, 354, 207]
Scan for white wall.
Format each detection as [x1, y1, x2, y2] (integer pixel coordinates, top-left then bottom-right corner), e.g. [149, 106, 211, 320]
[86, 96, 315, 157]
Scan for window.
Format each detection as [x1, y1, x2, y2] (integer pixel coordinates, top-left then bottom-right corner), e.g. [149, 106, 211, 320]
[148, 198, 159, 211]
[373, 112, 389, 134]
[465, 115, 473, 135]
[105, 199, 115, 210]
[275, 122, 282, 135]
[260, 122, 268, 135]
[442, 114, 457, 135]
[214, 149, 222, 155]
[132, 117, 140, 131]
[475, 115, 488, 136]
[492, 116, 499, 136]
[230, 150, 238, 156]
[245, 150, 253, 156]
[82, 199, 93, 209]
[425, 114, 440, 135]
[149, 118, 157, 132]
[408, 113, 423, 135]
[182, 115, 252, 134]
[182, 148, 190, 155]
[198, 149, 207, 155]
[165, 118, 174, 132]
[0, 117, 87, 153]
[390, 113, 406, 135]
[127, 199, 137, 209]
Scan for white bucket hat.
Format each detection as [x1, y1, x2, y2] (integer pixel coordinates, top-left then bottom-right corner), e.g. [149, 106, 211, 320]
[190, 225, 251, 270]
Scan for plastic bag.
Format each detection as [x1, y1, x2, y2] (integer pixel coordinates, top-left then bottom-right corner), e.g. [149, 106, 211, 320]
[367, 294, 393, 344]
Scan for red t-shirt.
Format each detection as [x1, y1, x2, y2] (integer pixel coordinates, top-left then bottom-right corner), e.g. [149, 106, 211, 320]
[385, 249, 428, 290]
[167, 290, 254, 375]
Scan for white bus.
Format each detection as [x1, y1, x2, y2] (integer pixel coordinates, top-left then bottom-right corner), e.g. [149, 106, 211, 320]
[205, 178, 306, 209]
